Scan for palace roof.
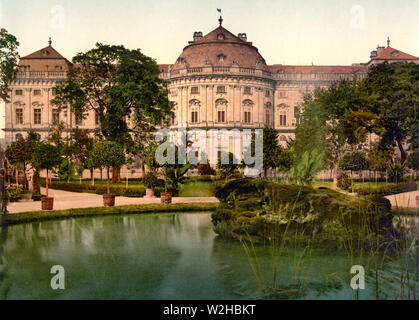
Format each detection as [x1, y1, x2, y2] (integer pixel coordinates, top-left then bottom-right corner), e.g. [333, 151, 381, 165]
[171, 25, 269, 71]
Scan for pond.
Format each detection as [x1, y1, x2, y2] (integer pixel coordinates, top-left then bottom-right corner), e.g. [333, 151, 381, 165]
[0, 212, 418, 300]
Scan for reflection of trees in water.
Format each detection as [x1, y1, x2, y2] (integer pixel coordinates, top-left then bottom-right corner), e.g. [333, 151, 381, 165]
[1, 213, 218, 299]
[210, 237, 355, 299]
[0, 225, 11, 299]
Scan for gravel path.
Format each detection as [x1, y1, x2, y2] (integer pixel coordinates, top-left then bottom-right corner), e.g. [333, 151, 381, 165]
[6, 188, 219, 214]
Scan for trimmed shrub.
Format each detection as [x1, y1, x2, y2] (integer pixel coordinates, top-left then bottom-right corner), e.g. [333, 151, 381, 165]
[42, 181, 146, 197]
[337, 172, 352, 191]
[356, 182, 417, 196]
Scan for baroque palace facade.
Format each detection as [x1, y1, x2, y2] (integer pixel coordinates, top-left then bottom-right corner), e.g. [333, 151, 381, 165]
[4, 18, 419, 157]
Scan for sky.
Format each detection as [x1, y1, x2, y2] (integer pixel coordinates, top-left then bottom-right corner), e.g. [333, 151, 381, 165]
[1, 0, 419, 137]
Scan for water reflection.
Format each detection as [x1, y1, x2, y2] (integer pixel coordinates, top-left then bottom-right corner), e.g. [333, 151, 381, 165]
[0, 212, 418, 299]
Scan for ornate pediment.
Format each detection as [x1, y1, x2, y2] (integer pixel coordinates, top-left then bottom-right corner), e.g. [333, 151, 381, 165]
[189, 99, 201, 106]
[215, 98, 228, 107]
[265, 102, 272, 108]
[242, 99, 254, 107]
[277, 103, 289, 110]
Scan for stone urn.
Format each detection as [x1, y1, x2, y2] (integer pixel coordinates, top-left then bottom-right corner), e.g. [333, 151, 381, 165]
[103, 193, 116, 207]
[41, 197, 54, 210]
[145, 188, 155, 198]
[20, 191, 33, 201]
[160, 192, 172, 204]
[416, 195, 419, 208]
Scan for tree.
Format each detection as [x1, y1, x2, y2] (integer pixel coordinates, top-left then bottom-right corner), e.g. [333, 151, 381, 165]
[69, 128, 94, 184]
[338, 151, 369, 184]
[217, 152, 241, 181]
[295, 80, 378, 186]
[5, 137, 35, 189]
[290, 148, 324, 185]
[0, 29, 19, 102]
[32, 143, 62, 197]
[367, 143, 392, 182]
[87, 141, 125, 194]
[260, 126, 279, 177]
[360, 62, 419, 164]
[52, 43, 173, 183]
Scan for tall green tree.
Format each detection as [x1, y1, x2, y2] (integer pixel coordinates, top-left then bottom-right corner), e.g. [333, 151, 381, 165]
[52, 43, 173, 182]
[360, 62, 419, 163]
[0, 29, 19, 102]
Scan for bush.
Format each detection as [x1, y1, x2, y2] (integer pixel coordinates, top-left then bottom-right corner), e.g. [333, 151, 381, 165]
[387, 159, 406, 183]
[337, 172, 352, 191]
[6, 186, 22, 202]
[143, 171, 162, 189]
[197, 163, 216, 176]
[356, 182, 417, 196]
[43, 181, 146, 197]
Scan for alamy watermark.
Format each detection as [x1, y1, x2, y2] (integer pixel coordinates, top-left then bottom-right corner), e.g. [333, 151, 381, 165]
[154, 122, 263, 175]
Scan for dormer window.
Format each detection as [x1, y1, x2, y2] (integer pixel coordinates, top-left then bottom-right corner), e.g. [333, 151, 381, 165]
[217, 33, 225, 40]
[177, 57, 186, 65]
[391, 51, 399, 56]
[277, 69, 285, 74]
[218, 54, 226, 62]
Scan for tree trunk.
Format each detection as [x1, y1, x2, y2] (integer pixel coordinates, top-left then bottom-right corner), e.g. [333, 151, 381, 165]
[332, 163, 338, 189]
[141, 159, 145, 178]
[112, 167, 121, 183]
[100, 168, 103, 180]
[164, 167, 168, 193]
[33, 169, 41, 194]
[396, 136, 407, 164]
[90, 168, 94, 186]
[15, 167, 18, 188]
[107, 167, 110, 194]
[46, 168, 49, 197]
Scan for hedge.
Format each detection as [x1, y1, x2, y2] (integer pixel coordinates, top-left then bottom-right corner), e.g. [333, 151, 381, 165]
[356, 182, 417, 196]
[42, 182, 146, 197]
[1, 202, 218, 226]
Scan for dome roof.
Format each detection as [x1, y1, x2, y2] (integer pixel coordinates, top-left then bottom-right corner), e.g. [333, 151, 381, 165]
[172, 25, 268, 71]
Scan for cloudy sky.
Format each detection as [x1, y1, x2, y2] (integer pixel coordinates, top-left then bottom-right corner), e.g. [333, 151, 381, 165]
[1, 0, 419, 137]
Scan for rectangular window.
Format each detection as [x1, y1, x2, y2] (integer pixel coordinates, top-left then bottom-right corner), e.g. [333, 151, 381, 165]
[243, 87, 252, 95]
[52, 88, 57, 96]
[191, 111, 198, 123]
[15, 89, 23, 96]
[34, 109, 41, 125]
[265, 90, 270, 97]
[266, 110, 270, 124]
[280, 113, 287, 126]
[171, 113, 176, 125]
[244, 111, 251, 123]
[52, 109, 60, 124]
[279, 91, 287, 98]
[217, 86, 226, 94]
[217, 110, 225, 123]
[33, 89, 41, 96]
[191, 86, 199, 94]
[15, 108, 23, 125]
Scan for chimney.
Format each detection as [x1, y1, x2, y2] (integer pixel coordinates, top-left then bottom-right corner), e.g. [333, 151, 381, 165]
[370, 50, 377, 59]
[376, 45, 385, 54]
[193, 31, 203, 42]
[238, 33, 247, 41]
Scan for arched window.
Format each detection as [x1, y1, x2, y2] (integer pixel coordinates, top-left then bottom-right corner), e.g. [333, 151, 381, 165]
[15, 133, 23, 140]
[215, 98, 228, 123]
[189, 99, 200, 124]
[280, 135, 287, 142]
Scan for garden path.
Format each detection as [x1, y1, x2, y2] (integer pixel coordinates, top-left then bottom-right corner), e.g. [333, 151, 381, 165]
[7, 188, 219, 214]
